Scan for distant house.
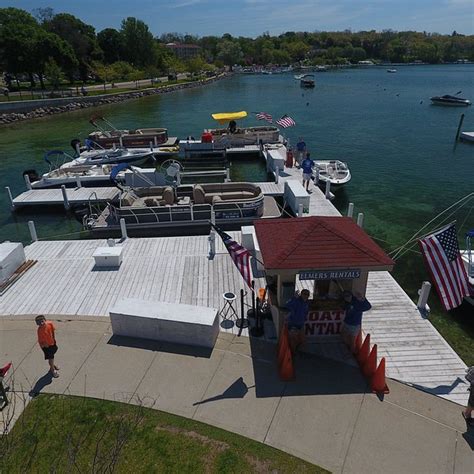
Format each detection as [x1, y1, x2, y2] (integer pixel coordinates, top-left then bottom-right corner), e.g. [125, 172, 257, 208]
[165, 43, 201, 60]
[358, 60, 375, 65]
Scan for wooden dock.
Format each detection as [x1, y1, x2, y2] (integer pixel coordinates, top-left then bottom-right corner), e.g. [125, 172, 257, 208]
[10, 187, 120, 210]
[1, 149, 469, 405]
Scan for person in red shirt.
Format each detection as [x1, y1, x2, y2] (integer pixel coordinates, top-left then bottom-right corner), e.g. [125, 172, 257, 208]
[35, 315, 59, 378]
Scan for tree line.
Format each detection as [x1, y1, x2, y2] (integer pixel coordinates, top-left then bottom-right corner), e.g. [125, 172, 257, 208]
[0, 7, 472, 90]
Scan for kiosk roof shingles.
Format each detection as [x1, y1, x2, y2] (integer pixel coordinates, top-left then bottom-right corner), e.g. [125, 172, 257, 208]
[254, 217, 395, 270]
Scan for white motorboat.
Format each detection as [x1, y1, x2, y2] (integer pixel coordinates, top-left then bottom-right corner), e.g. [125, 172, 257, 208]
[460, 131, 474, 142]
[387, 69, 397, 73]
[22, 150, 154, 189]
[294, 74, 305, 80]
[314, 160, 351, 186]
[430, 95, 471, 107]
[63, 147, 154, 168]
[300, 74, 315, 88]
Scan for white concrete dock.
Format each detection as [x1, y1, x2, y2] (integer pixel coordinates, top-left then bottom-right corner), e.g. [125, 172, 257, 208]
[10, 187, 120, 210]
[0, 152, 469, 406]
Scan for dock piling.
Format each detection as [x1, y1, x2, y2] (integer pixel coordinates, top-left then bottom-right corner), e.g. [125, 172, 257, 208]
[6, 187, 14, 211]
[455, 113, 465, 142]
[274, 167, 279, 184]
[24, 173, 32, 190]
[154, 136, 158, 147]
[120, 218, 128, 240]
[417, 281, 431, 317]
[119, 137, 123, 147]
[347, 202, 354, 218]
[28, 221, 38, 242]
[325, 180, 331, 199]
[298, 203, 304, 217]
[357, 212, 364, 227]
[76, 176, 82, 188]
[314, 167, 319, 185]
[149, 141, 153, 151]
[61, 185, 70, 210]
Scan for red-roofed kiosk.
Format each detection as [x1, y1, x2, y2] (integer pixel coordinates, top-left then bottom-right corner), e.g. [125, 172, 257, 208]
[253, 217, 395, 338]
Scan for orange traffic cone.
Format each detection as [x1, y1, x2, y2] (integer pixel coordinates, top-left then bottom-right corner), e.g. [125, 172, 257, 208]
[356, 333, 370, 366]
[279, 345, 295, 381]
[278, 325, 289, 365]
[362, 344, 377, 378]
[353, 331, 362, 355]
[371, 357, 390, 394]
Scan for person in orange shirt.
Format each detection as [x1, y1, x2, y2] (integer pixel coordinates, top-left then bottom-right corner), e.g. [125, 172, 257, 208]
[35, 315, 59, 378]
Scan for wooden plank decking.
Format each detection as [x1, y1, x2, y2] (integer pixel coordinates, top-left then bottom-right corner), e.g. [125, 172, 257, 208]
[0, 235, 265, 339]
[11, 187, 120, 209]
[1, 153, 469, 405]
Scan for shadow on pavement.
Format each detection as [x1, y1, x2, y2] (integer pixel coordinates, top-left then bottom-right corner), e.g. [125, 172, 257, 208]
[462, 429, 474, 450]
[408, 377, 467, 396]
[29, 372, 53, 397]
[107, 335, 213, 358]
[250, 336, 369, 398]
[193, 377, 255, 405]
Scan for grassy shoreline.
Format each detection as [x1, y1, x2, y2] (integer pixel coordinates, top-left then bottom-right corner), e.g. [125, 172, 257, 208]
[1, 395, 327, 473]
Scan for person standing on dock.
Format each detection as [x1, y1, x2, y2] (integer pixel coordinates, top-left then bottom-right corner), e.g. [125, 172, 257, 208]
[296, 137, 306, 167]
[341, 291, 372, 353]
[462, 366, 474, 425]
[301, 152, 315, 192]
[285, 289, 310, 355]
[35, 315, 60, 378]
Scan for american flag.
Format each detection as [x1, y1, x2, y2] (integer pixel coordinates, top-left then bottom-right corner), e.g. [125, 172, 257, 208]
[255, 112, 273, 123]
[276, 114, 296, 128]
[211, 224, 252, 288]
[419, 223, 472, 310]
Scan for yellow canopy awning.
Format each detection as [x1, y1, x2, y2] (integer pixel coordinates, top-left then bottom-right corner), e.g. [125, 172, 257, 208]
[211, 111, 247, 124]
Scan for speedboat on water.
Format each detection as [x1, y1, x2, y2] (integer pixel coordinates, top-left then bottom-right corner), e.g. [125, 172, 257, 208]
[430, 95, 471, 107]
[314, 160, 351, 186]
[64, 147, 154, 168]
[23, 152, 157, 189]
[84, 182, 281, 236]
[387, 69, 397, 73]
[300, 74, 315, 88]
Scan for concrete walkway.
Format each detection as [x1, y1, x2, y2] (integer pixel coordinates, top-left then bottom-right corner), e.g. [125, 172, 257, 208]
[1, 317, 473, 473]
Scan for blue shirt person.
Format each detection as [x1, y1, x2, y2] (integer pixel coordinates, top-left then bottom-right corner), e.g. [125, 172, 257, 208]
[341, 290, 372, 352]
[295, 137, 306, 166]
[301, 152, 315, 191]
[285, 289, 310, 353]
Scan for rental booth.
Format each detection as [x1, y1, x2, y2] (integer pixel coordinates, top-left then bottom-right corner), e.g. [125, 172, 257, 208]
[253, 217, 395, 339]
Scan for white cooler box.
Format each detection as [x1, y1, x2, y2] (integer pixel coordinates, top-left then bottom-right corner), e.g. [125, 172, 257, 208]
[0, 242, 26, 284]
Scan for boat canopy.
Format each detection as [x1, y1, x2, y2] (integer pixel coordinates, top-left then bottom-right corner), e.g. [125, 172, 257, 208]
[211, 111, 247, 124]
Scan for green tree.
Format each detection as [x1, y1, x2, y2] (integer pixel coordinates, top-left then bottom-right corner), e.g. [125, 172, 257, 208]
[217, 40, 243, 70]
[44, 57, 64, 89]
[45, 13, 101, 81]
[97, 28, 124, 64]
[120, 17, 155, 68]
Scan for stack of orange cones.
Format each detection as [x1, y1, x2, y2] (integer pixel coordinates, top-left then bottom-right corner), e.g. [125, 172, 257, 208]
[371, 357, 390, 394]
[362, 344, 377, 378]
[353, 331, 363, 354]
[277, 324, 294, 381]
[356, 333, 370, 366]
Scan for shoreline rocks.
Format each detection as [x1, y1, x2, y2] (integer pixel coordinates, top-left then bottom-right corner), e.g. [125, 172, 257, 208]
[0, 74, 230, 125]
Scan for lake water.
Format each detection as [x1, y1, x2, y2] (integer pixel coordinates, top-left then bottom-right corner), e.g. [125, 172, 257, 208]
[0, 65, 473, 305]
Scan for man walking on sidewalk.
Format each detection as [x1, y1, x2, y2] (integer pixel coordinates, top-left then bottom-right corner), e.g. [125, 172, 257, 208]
[35, 315, 60, 378]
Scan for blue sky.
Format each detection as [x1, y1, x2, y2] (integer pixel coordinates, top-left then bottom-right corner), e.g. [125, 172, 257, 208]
[2, 0, 473, 36]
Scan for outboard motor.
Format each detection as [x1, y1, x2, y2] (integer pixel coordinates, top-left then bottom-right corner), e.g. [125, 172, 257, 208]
[70, 138, 82, 154]
[22, 169, 40, 183]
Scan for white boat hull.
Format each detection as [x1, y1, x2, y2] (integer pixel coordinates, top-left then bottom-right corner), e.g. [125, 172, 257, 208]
[315, 160, 351, 186]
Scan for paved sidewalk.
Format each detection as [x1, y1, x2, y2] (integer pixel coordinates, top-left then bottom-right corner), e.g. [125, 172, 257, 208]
[1, 317, 473, 473]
